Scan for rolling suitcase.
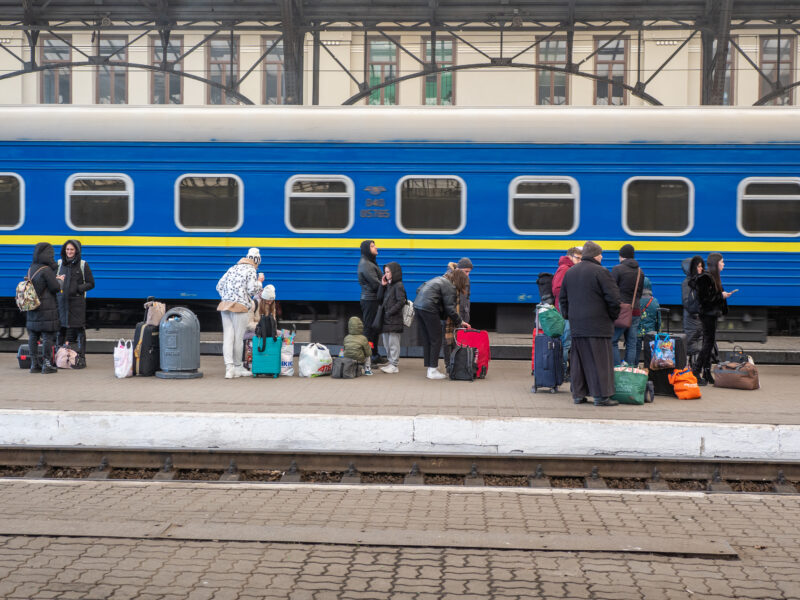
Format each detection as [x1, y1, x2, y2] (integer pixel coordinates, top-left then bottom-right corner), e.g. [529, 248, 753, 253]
[252, 335, 281, 377]
[530, 326, 544, 374]
[17, 342, 53, 369]
[532, 334, 563, 393]
[455, 328, 490, 378]
[133, 321, 160, 376]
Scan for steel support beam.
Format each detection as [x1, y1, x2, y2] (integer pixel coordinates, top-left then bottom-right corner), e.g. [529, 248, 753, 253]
[280, 0, 304, 104]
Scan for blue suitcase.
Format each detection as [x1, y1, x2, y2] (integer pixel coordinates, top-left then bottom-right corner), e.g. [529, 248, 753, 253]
[252, 336, 281, 378]
[532, 333, 563, 393]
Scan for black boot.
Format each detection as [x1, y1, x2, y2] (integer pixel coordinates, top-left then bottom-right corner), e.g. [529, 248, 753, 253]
[703, 368, 714, 386]
[41, 358, 58, 374]
[29, 354, 42, 374]
[694, 368, 707, 386]
[74, 331, 87, 369]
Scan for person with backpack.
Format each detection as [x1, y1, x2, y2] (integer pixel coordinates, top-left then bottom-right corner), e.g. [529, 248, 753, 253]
[636, 277, 662, 365]
[24, 243, 62, 374]
[551, 246, 582, 377]
[441, 258, 473, 372]
[682, 255, 705, 372]
[357, 240, 387, 366]
[56, 239, 95, 369]
[692, 252, 736, 386]
[377, 262, 406, 374]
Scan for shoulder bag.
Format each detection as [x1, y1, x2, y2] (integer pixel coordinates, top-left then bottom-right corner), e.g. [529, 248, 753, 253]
[614, 268, 641, 329]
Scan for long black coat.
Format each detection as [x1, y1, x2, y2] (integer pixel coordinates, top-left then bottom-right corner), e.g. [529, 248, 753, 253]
[25, 243, 62, 333]
[559, 257, 621, 338]
[357, 241, 382, 301]
[57, 239, 95, 329]
[377, 261, 407, 334]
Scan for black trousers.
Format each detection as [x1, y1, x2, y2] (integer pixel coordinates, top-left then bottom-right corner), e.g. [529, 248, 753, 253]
[360, 299, 380, 359]
[416, 308, 442, 368]
[570, 337, 615, 400]
[28, 329, 55, 367]
[696, 315, 718, 372]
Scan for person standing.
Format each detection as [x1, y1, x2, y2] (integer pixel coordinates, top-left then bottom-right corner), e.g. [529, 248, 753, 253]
[636, 277, 662, 364]
[611, 243, 644, 366]
[559, 241, 621, 406]
[56, 239, 95, 369]
[216, 248, 265, 379]
[357, 240, 386, 365]
[551, 246, 582, 376]
[25, 242, 62, 374]
[693, 252, 735, 385]
[682, 255, 705, 371]
[377, 262, 406, 374]
[441, 258, 473, 371]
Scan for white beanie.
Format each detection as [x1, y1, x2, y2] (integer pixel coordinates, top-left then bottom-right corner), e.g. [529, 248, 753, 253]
[262, 284, 275, 301]
[246, 247, 261, 265]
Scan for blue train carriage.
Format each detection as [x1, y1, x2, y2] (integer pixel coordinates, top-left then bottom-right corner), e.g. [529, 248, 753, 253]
[0, 106, 798, 338]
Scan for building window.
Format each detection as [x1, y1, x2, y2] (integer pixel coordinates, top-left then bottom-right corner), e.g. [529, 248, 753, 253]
[0, 174, 23, 230]
[537, 39, 568, 105]
[151, 36, 183, 104]
[509, 177, 578, 235]
[760, 36, 794, 105]
[96, 36, 128, 104]
[285, 176, 354, 233]
[175, 175, 242, 231]
[368, 38, 399, 105]
[738, 178, 800, 236]
[207, 37, 239, 105]
[40, 36, 71, 104]
[397, 176, 465, 234]
[67, 174, 133, 231]
[262, 37, 286, 105]
[707, 38, 736, 105]
[595, 37, 627, 105]
[623, 177, 693, 236]
[423, 38, 455, 105]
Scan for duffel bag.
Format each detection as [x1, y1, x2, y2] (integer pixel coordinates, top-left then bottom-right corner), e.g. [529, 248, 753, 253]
[611, 365, 648, 405]
[537, 304, 565, 338]
[331, 356, 360, 379]
[668, 367, 702, 400]
[712, 361, 760, 390]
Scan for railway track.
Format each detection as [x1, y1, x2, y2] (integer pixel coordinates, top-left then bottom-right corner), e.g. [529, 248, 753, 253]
[1, 447, 798, 493]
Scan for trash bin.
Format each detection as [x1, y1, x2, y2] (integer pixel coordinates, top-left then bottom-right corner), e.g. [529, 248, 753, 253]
[155, 306, 203, 379]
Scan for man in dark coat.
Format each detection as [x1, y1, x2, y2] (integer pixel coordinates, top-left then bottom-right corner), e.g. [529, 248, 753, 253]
[611, 243, 645, 366]
[357, 240, 387, 365]
[25, 242, 62, 374]
[559, 241, 621, 406]
[56, 239, 95, 368]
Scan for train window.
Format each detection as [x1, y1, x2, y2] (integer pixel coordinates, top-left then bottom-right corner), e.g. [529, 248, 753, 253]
[509, 176, 579, 235]
[738, 178, 800, 236]
[66, 174, 133, 230]
[285, 175, 354, 233]
[397, 176, 465, 234]
[623, 177, 693, 236]
[0, 174, 23, 230]
[175, 175, 242, 232]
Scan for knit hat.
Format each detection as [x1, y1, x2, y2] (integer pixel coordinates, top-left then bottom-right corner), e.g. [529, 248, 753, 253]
[261, 284, 275, 301]
[581, 241, 603, 259]
[246, 247, 261, 266]
[457, 257, 473, 270]
[619, 243, 635, 259]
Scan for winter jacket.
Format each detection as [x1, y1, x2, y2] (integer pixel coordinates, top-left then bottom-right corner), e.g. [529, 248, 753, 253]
[413, 276, 462, 327]
[552, 255, 574, 311]
[25, 243, 62, 333]
[343, 316, 371, 363]
[611, 258, 644, 305]
[216, 258, 262, 312]
[559, 257, 621, 338]
[56, 240, 95, 329]
[444, 265, 470, 323]
[681, 256, 704, 317]
[377, 262, 407, 334]
[637, 290, 661, 337]
[357, 241, 382, 301]
[693, 273, 728, 318]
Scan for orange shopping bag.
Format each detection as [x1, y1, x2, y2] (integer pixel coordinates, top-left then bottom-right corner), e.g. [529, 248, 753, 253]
[668, 367, 702, 400]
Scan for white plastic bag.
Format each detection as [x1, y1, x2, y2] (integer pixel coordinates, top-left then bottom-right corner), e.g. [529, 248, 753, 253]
[114, 339, 134, 378]
[402, 300, 415, 328]
[280, 330, 295, 377]
[298, 343, 332, 377]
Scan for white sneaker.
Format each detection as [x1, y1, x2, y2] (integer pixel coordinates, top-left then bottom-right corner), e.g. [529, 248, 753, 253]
[426, 368, 446, 380]
[233, 366, 251, 378]
[380, 364, 399, 374]
[224, 366, 235, 379]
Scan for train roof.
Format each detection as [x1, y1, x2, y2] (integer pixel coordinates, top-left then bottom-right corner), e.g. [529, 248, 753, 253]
[2, 106, 799, 144]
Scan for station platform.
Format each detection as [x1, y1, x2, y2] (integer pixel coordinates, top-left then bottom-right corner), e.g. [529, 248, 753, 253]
[2, 354, 799, 460]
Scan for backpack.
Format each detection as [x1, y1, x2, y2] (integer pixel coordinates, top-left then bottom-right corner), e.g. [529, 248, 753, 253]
[255, 315, 278, 351]
[537, 272, 554, 305]
[57, 259, 87, 294]
[15, 266, 47, 311]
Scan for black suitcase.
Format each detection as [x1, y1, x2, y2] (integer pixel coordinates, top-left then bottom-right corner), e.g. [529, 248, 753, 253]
[133, 321, 160, 376]
[449, 345, 475, 381]
[17, 343, 53, 369]
[643, 331, 687, 397]
[532, 333, 563, 393]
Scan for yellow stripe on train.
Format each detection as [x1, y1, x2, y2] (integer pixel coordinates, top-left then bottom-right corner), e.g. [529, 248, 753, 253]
[0, 235, 798, 253]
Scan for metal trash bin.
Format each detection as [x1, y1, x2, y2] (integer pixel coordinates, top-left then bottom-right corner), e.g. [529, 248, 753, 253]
[155, 306, 203, 379]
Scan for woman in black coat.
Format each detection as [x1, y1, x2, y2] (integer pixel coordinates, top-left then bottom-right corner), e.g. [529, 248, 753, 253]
[25, 242, 62, 374]
[376, 261, 406, 373]
[692, 252, 734, 385]
[56, 239, 95, 368]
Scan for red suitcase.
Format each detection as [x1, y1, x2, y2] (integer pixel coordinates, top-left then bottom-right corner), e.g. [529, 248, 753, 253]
[456, 329, 490, 379]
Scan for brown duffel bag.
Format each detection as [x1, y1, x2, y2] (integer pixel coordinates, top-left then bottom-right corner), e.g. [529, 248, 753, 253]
[712, 361, 760, 390]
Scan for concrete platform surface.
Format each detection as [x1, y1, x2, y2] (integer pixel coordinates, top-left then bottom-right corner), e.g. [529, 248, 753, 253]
[0, 479, 799, 599]
[2, 355, 800, 459]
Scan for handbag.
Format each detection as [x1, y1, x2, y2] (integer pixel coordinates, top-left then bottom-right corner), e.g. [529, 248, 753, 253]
[612, 365, 649, 404]
[668, 367, 702, 399]
[614, 268, 641, 328]
[372, 305, 385, 331]
[402, 300, 415, 328]
[55, 345, 79, 369]
[712, 361, 759, 390]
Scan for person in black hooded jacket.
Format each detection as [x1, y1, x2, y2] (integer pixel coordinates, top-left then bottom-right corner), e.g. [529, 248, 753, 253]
[682, 255, 705, 371]
[692, 252, 735, 385]
[376, 261, 406, 373]
[56, 239, 95, 368]
[357, 240, 387, 365]
[25, 242, 62, 374]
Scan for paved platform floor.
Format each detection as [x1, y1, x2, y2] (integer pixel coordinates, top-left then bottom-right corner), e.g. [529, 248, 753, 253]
[0, 479, 799, 599]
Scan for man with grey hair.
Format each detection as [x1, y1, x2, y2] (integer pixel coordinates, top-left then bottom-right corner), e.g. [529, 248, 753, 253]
[558, 241, 621, 406]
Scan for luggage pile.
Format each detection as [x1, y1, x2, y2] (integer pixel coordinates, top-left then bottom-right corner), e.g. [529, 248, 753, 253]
[531, 303, 564, 394]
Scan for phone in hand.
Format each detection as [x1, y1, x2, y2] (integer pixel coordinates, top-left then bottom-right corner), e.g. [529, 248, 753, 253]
[730, 289, 739, 294]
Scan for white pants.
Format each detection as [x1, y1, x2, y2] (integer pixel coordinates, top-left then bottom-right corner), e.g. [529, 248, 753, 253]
[381, 332, 401, 367]
[221, 311, 250, 368]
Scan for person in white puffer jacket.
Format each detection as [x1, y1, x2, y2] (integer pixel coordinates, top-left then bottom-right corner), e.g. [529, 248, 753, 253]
[217, 248, 265, 378]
